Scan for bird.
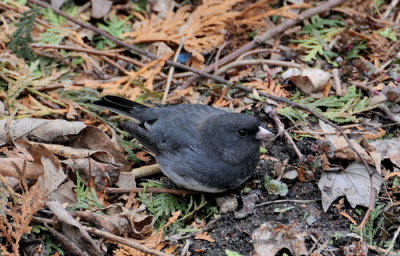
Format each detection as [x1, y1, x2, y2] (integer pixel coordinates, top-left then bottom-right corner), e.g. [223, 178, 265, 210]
[94, 95, 273, 193]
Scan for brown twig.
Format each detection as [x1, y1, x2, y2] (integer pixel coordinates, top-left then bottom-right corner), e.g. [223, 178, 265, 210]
[182, 0, 348, 87]
[215, 42, 228, 74]
[215, 59, 301, 76]
[331, 68, 344, 96]
[85, 227, 173, 256]
[266, 106, 303, 159]
[367, 244, 400, 256]
[383, 0, 400, 20]
[104, 187, 201, 196]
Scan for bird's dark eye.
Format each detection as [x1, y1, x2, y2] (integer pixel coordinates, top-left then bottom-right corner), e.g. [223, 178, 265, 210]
[238, 129, 247, 137]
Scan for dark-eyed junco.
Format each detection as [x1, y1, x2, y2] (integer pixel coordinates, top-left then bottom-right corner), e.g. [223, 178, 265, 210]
[94, 96, 273, 192]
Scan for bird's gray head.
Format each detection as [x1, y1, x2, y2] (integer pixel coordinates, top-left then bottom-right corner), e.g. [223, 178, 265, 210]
[199, 113, 273, 165]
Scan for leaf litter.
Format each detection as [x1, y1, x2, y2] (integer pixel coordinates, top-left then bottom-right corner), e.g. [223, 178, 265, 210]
[1, 0, 400, 255]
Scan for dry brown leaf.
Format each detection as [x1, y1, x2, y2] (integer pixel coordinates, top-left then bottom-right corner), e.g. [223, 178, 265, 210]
[282, 68, 331, 98]
[0, 118, 86, 146]
[70, 210, 131, 236]
[194, 232, 215, 243]
[244, 80, 290, 98]
[124, 211, 154, 238]
[73, 126, 131, 172]
[62, 158, 120, 191]
[47, 180, 76, 206]
[331, 136, 381, 173]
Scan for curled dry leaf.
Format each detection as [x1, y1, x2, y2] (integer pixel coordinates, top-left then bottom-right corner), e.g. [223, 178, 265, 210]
[0, 120, 130, 191]
[252, 221, 307, 256]
[73, 126, 131, 173]
[0, 118, 86, 146]
[282, 68, 331, 98]
[318, 162, 383, 212]
[47, 201, 103, 256]
[125, 211, 154, 238]
[30, 143, 67, 197]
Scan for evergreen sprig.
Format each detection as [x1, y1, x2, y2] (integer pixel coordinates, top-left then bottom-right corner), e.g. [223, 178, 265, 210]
[8, 8, 39, 62]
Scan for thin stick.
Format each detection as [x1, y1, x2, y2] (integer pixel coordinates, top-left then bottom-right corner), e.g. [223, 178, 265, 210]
[255, 199, 319, 207]
[367, 244, 400, 256]
[331, 68, 343, 96]
[85, 227, 173, 256]
[382, 0, 400, 20]
[384, 221, 400, 256]
[215, 59, 301, 76]
[161, 36, 184, 104]
[215, 42, 228, 74]
[267, 107, 303, 159]
[237, 48, 280, 61]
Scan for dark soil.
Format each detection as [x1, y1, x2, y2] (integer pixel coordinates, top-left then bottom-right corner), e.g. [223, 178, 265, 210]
[182, 136, 365, 256]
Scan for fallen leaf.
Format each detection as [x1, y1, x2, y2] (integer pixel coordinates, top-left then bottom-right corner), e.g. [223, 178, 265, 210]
[318, 162, 382, 212]
[0, 119, 86, 146]
[70, 210, 131, 236]
[91, 0, 113, 19]
[73, 126, 131, 172]
[252, 221, 307, 256]
[370, 138, 400, 167]
[282, 67, 331, 98]
[330, 136, 381, 173]
[47, 180, 77, 205]
[62, 158, 120, 191]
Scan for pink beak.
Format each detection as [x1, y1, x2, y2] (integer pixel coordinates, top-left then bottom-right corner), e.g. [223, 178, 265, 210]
[256, 126, 274, 140]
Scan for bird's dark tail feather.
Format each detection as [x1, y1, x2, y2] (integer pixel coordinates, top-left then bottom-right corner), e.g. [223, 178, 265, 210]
[93, 95, 148, 117]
